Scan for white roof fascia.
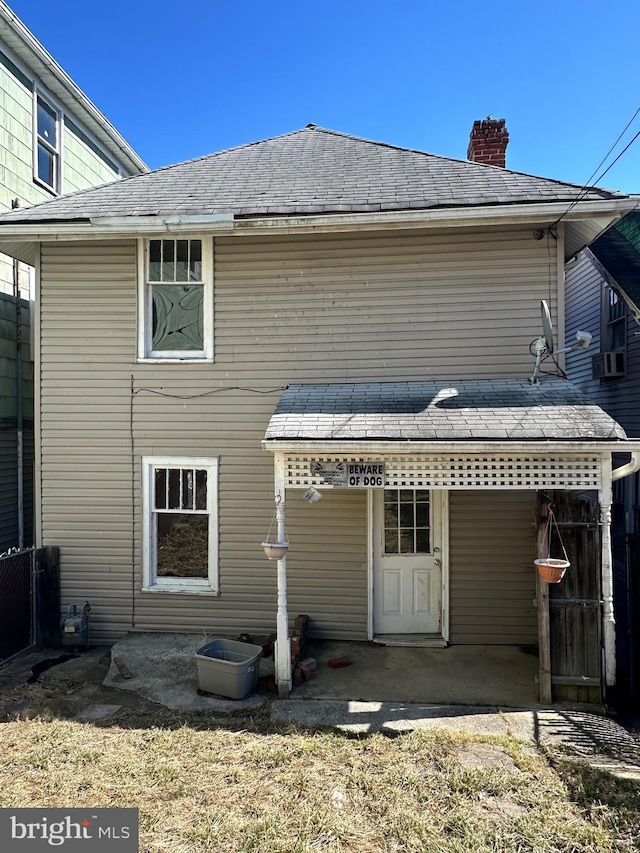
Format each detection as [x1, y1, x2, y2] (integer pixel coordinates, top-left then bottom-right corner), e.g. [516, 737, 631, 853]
[0, 2, 147, 175]
[232, 198, 636, 235]
[261, 439, 640, 456]
[0, 198, 634, 245]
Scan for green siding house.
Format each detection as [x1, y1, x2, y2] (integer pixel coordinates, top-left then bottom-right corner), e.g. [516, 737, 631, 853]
[0, 1, 146, 550]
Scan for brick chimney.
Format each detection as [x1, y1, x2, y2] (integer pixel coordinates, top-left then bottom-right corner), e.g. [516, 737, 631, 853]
[467, 117, 509, 167]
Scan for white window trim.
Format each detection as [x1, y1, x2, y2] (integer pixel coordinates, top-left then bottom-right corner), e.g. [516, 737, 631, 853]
[137, 237, 214, 362]
[142, 456, 219, 594]
[33, 89, 63, 195]
[604, 284, 626, 352]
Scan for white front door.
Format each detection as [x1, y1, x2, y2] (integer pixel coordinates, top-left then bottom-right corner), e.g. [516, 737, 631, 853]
[373, 489, 443, 635]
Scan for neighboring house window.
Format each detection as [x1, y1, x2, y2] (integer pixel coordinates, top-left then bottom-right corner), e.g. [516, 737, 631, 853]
[138, 238, 213, 360]
[605, 286, 626, 351]
[142, 457, 219, 593]
[35, 94, 60, 193]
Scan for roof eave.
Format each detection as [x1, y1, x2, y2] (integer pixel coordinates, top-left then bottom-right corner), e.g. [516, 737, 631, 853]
[0, 4, 148, 175]
[261, 438, 640, 455]
[0, 198, 634, 249]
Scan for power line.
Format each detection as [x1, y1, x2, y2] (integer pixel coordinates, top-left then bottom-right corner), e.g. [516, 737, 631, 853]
[549, 106, 640, 230]
[591, 127, 640, 187]
[579, 106, 640, 191]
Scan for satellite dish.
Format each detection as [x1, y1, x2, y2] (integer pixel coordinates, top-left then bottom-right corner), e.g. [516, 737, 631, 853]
[530, 300, 554, 383]
[529, 299, 593, 383]
[541, 300, 554, 354]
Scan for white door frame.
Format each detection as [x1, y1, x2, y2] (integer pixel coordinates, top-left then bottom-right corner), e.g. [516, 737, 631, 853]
[367, 489, 449, 641]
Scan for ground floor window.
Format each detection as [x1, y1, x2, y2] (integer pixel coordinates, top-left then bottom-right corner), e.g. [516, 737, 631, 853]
[142, 456, 219, 593]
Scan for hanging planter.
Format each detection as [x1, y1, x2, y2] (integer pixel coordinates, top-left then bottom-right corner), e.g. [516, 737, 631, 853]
[535, 503, 570, 583]
[261, 495, 289, 560]
[261, 541, 290, 561]
[534, 558, 570, 584]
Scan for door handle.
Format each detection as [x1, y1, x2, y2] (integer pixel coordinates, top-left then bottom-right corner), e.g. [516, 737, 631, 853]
[433, 558, 441, 566]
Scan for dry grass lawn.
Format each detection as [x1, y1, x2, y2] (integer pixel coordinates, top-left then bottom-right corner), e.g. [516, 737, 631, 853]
[0, 702, 639, 852]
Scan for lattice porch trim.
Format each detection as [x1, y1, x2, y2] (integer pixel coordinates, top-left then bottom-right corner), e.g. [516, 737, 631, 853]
[283, 454, 602, 490]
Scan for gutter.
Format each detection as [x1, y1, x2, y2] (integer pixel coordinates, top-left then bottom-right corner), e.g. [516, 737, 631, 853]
[262, 439, 640, 455]
[0, 198, 635, 243]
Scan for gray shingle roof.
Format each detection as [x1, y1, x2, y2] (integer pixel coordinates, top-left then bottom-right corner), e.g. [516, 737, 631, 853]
[264, 379, 626, 442]
[0, 125, 625, 225]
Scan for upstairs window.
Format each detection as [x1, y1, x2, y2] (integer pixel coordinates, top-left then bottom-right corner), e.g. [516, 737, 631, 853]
[35, 94, 60, 193]
[138, 237, 213, 361]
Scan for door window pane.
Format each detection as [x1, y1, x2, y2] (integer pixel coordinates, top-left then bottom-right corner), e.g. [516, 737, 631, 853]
[400, 502, 414, 528]
[400, 530, 414, 554]
[416, 528, 431, 553]
[384, 489, 431, 554]
[384, 528, 398, 554]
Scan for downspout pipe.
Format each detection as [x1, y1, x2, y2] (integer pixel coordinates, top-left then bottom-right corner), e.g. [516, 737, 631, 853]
[611, 451, 640, 482]
[13, 258, 24, 550]
[602, 450, 640, 689]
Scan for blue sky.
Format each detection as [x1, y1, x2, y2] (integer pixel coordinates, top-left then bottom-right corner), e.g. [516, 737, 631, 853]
[9, 0, 640, 192]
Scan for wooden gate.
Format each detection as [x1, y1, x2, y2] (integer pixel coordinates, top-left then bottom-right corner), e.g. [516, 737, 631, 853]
[537, 492, 603, 705]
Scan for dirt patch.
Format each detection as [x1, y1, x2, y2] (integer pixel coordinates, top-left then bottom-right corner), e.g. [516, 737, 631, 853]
[457, 743, 520, 772]
[0, 647, 165, 722]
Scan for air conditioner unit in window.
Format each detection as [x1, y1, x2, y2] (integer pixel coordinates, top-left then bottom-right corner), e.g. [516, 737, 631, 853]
[592, 351, 626, 379]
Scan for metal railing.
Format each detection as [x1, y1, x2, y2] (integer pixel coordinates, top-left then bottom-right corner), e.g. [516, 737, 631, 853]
[0, 547, 36, 664]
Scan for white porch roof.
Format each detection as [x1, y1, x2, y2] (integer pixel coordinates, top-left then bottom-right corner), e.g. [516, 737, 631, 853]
[263, 379, 639, 491]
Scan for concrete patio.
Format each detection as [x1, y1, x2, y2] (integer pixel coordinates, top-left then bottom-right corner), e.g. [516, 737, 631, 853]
[2, 632, 640, 780]
[102, 632, 542, 711]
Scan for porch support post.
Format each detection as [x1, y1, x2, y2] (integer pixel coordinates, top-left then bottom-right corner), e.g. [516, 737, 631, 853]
[536, 494, 552, 704]
[599, 456, 615, 687]
[274, 452, 292, 698]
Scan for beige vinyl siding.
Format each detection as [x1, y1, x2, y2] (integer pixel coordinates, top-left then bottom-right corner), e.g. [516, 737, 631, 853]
[449, 491, 537, 644]
[40, 241, 137, 638]
[39, 228, 556, 640]
[285, 490, 368, 640]
[213, 229, 558, 381]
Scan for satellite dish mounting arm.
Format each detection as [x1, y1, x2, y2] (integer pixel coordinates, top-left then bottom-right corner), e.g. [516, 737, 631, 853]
[529, 299, 592, 384]
[530, 300, 554, 384]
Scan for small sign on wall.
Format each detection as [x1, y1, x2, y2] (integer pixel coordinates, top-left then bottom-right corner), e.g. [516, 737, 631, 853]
[310, 461, 347, 487]
[347, 462, 385, 488]
[309, 460, 386, 488]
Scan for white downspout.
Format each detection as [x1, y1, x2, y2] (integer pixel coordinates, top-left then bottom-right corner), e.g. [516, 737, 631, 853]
[274, 453, 292, 697]
[611, 451, 640, 482]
